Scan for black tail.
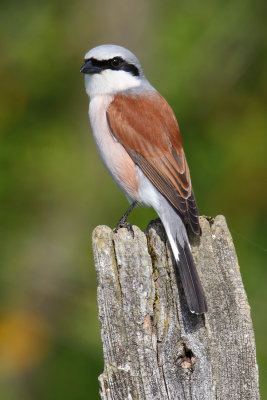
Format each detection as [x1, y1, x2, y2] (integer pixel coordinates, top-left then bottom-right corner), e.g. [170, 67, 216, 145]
[156, 195, 207, 314]
[176, 240, 207, 314]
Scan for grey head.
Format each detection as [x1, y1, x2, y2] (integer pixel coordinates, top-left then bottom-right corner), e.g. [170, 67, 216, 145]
[80, 44, 152, 97]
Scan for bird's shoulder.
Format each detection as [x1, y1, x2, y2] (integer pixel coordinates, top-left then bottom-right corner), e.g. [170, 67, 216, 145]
[107, 90, 183, 154]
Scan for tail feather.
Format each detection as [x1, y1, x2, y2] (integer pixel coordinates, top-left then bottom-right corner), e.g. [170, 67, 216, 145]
[176, 240, 207, 314]
[136, 169, 207, 313]
[157, 198, 207, 314]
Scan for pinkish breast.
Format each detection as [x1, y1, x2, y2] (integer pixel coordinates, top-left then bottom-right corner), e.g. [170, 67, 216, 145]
[89, 94, 140, 202]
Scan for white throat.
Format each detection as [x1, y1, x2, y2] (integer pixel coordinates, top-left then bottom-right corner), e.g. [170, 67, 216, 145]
[85, 69, 141, 98]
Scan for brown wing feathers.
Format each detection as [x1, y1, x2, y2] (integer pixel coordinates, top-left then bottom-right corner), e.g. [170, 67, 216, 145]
[106, 92, 200, 235]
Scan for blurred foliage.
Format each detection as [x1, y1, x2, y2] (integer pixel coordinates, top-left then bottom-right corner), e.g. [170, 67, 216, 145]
[0, 0, 266, 398]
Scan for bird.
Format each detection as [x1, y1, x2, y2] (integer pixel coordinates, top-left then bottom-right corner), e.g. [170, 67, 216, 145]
[80, 44, 207, 314]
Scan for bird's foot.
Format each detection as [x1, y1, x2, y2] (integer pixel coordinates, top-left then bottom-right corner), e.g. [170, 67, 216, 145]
[113, 202, 137, 238]
[114, 219, 135, 238]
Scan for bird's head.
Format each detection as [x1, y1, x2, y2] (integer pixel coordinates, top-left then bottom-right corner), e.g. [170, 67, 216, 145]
[80, 44, 148, 97]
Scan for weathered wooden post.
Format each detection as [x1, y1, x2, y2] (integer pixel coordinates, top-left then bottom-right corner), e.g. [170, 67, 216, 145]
[92, 215, 260, 400]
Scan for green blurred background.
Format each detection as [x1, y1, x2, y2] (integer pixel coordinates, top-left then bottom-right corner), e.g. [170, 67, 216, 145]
[0, 0, 266, 398]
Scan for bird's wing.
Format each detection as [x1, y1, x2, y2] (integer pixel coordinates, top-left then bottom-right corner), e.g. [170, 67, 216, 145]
[106, 92, 200, 234]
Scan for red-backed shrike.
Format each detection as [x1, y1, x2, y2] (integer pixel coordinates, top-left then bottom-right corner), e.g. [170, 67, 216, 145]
[80, 45, 207, 314]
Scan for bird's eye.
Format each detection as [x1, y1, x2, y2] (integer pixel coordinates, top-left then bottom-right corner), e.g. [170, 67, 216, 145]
[111, 57, 122, 68]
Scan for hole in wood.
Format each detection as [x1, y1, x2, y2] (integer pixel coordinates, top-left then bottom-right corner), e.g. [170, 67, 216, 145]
[177, 343, 196, 371]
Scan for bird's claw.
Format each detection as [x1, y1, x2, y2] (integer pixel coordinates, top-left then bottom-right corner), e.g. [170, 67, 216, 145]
[114, 221, 135, 238]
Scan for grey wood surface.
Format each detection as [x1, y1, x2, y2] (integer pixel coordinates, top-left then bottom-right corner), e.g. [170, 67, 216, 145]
[92, 215, 260, 400]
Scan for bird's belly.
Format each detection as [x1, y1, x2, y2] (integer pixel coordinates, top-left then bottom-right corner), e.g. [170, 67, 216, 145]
[89, 95, 140, 202]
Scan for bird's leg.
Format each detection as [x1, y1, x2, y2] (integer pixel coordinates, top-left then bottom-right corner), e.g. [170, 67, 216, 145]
[114, 201, 137, 237]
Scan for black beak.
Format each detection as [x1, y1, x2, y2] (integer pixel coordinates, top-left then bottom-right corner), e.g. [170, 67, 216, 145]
[80, 59, 101, 74]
